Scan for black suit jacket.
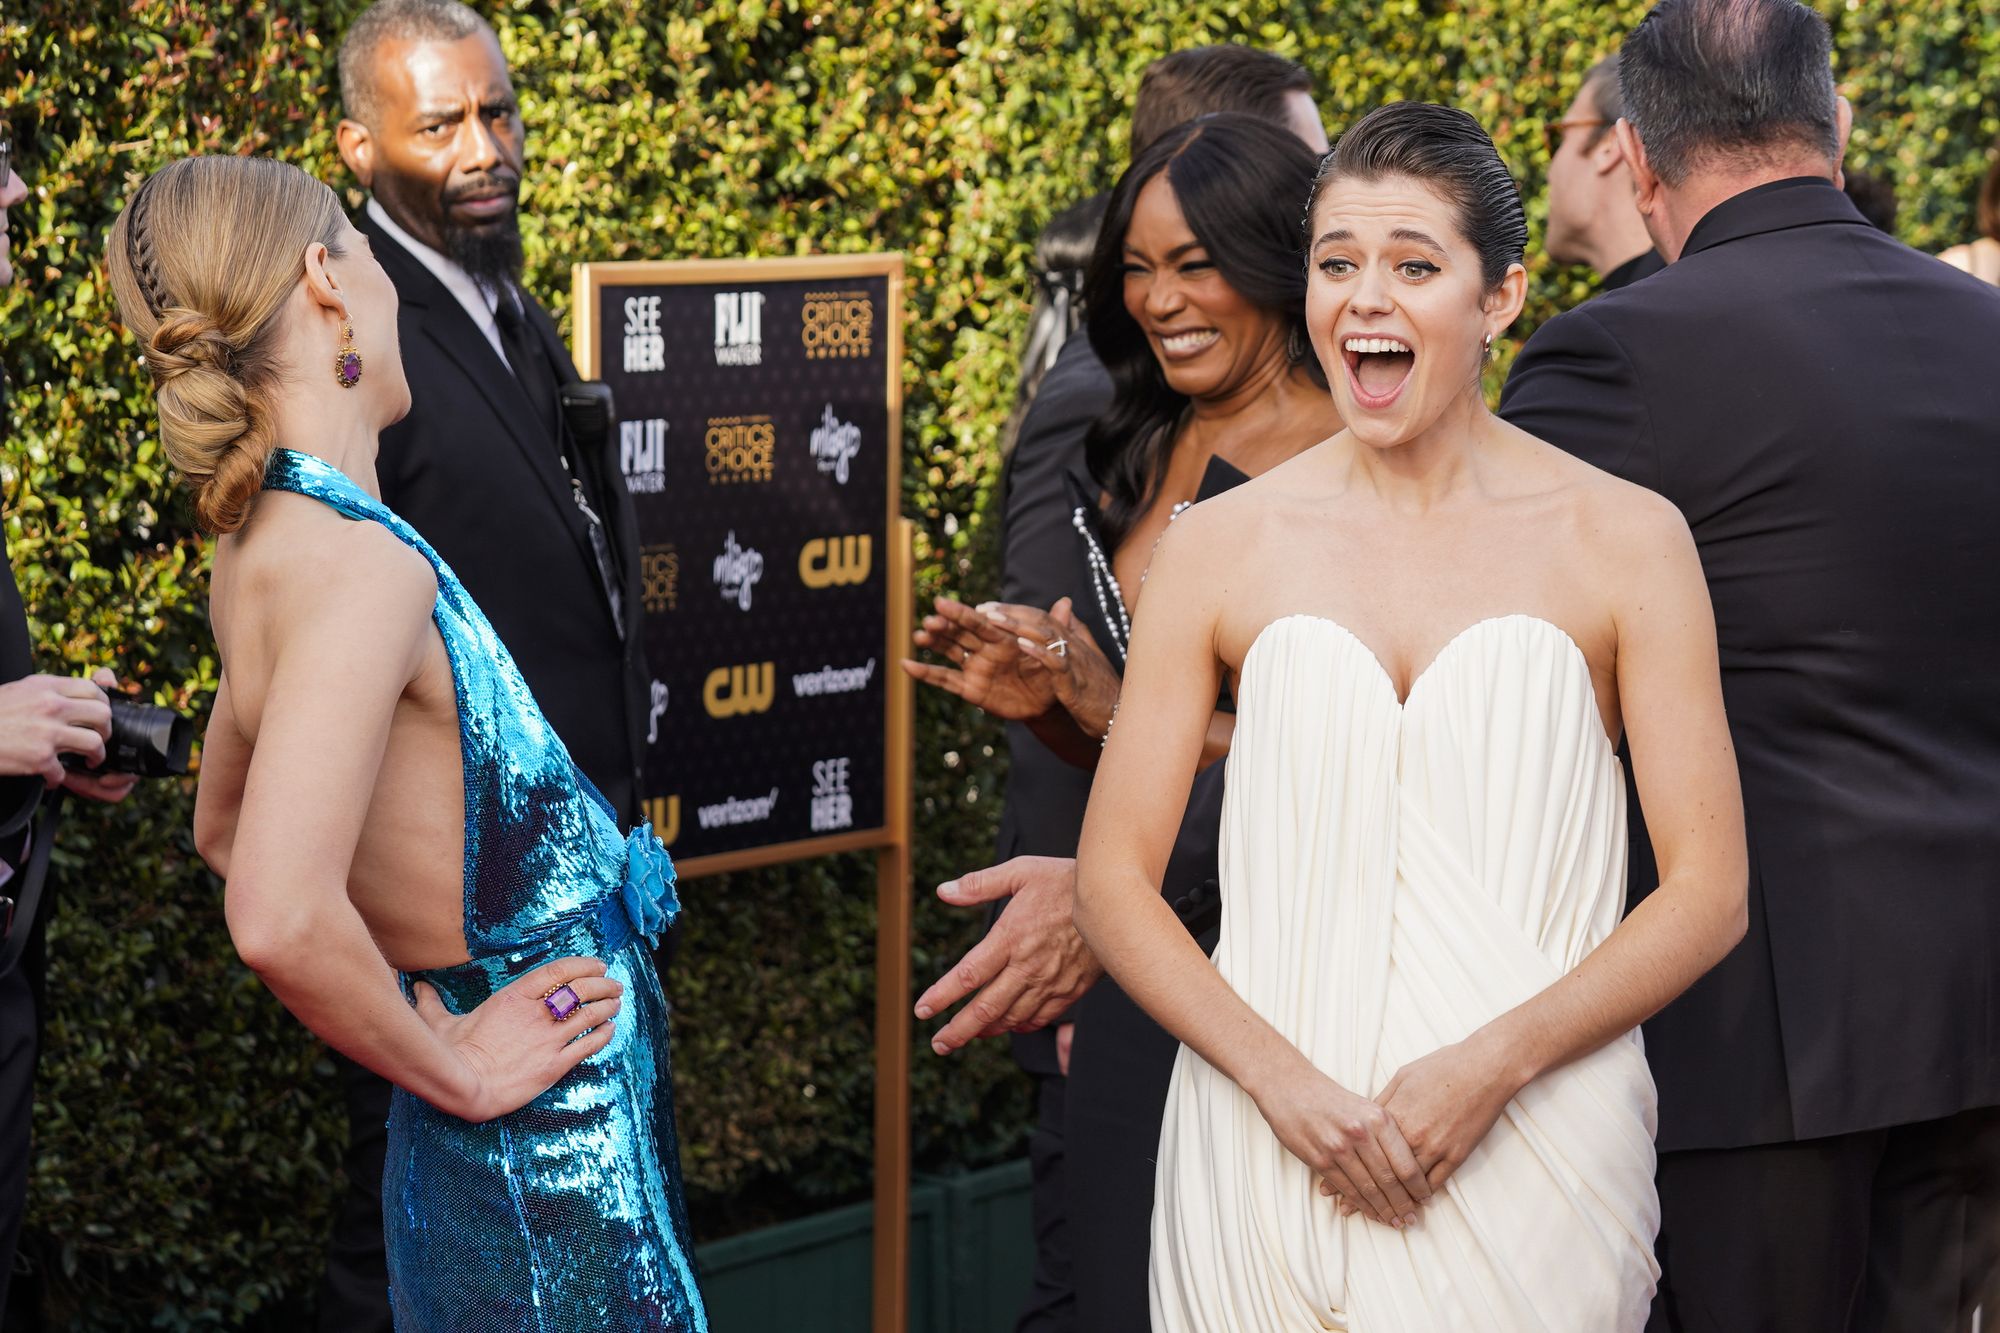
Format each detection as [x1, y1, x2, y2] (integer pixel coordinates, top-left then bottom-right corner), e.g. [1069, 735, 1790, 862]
[1502, 177, 2000, 1151]
[358, 210, 650, 826]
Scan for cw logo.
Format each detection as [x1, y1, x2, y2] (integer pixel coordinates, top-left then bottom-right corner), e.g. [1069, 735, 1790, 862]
[799, 535, 873, 589]
[644, 796, 681, 846]
[703, 662, 776, 718]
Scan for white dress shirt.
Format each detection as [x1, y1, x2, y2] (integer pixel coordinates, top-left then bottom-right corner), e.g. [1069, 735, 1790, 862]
[365, 196, 512, 370]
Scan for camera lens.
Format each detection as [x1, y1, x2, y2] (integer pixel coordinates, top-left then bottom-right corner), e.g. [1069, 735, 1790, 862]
[102, 700, 194, 777]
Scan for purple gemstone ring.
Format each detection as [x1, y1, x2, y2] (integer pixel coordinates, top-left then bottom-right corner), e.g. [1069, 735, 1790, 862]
[540, 984, 582, 1022]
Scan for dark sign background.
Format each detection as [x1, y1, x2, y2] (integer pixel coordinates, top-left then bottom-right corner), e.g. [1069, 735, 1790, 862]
[593, 266, 894, 864]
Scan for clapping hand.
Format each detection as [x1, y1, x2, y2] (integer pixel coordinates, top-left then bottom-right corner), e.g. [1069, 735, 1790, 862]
[415, 955, 624, 1123]
[979, 599, 1121, 739]
[901, 595, 1060, 721]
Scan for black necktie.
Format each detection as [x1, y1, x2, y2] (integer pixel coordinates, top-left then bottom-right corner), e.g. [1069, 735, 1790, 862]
[493, 288, 626, 635]
[493, 289, 560, 443]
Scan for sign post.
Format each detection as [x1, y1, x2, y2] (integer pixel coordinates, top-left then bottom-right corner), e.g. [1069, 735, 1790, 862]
[573, 255, 912, 1333]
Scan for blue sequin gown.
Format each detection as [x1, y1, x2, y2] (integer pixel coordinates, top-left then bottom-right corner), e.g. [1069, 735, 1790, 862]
[262, 449, 708, 1332]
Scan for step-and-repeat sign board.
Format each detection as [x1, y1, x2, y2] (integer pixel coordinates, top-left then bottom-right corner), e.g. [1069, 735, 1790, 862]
[572, 255, 906, 878]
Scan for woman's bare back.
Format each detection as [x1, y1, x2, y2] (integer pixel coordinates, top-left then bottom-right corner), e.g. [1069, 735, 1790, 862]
[198, 489, 471, 970]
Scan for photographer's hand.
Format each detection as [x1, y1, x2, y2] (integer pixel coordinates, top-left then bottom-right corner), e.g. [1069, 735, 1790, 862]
[59, 670, 138, 803]
[0, 671, 110, 784]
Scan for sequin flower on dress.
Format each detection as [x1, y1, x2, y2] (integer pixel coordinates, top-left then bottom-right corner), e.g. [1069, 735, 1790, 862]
[621, 824, 680, 950]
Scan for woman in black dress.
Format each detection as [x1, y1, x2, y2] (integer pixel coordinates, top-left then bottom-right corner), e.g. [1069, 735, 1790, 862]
[907, 113, 1338, 1329]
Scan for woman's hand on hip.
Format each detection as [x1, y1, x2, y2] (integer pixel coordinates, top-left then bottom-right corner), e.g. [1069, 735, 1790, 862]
[416, 955, 624, 1122]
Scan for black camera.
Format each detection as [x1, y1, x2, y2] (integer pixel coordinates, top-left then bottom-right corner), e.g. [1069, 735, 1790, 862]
[60, 699, 193, 777]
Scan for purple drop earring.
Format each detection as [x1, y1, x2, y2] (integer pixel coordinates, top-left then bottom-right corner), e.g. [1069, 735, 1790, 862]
[334, 321, 364, 388]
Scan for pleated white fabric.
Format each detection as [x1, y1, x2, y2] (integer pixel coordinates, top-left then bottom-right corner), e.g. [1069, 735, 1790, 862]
[1151, 614, 1659, 1333]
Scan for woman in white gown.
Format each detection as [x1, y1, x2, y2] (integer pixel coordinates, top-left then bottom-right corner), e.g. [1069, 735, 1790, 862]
[1072, 102, 1749, 1332]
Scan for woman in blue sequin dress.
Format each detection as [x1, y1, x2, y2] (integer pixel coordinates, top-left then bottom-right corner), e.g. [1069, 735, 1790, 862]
[108, 157, 706, 1330]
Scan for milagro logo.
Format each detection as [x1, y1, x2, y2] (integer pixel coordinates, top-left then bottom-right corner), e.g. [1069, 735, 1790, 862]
[622, 295, 664, 373]
[808, 403, 861, 485]
[643, 795, 681, 845]
[791, 658, 877, 698]
[695, 787, 781, 831]
[621, 417, 668, 494]
[800, 290, 874, 360]
[810, 756, 854, 833]
[640, 543, 680, 614]
[798, 534, 873, 589]
[705, 415, 776, 485]
[646, 679, 670, 745]
[711, 530, 764, 611]
[702, 662, 776, 718]
[714, 291, 765, 366]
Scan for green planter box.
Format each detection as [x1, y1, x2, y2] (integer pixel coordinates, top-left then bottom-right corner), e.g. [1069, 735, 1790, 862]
[694, 1159, 1033, 1333]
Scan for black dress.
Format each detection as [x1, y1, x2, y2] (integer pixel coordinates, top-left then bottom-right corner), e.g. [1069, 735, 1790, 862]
[1063, 454, 1245, 1332]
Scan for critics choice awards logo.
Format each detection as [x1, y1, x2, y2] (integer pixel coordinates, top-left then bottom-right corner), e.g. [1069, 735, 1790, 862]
[810, 756, 855, 833]
[705, 415, 776, 485]
[714, 291, 765, 366]
[798, 534, 872, 589]
[711, 531, 764, 612]
[640, 543, 680, 614]
[800, 291, 874, 360]
[622, 295, 665, 373]
[621, 417, 668, 494]
[808, 404, 861, 484]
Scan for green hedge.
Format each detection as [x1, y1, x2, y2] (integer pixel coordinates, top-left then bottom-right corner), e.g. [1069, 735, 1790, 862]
[1, 0, 1993, 1325]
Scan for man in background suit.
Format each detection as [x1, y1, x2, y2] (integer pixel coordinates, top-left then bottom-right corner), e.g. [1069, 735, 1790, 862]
[1542, 55, 1664, 291]
[319, 3, 649, 1326]
[0, 142, 137, 1324]
[1501, 1, 2000, 1327]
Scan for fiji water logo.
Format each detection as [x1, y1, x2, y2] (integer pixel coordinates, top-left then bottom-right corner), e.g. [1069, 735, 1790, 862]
[621, 417, 668, 493]
[711, 530, 765, 612]
[714, 291, 765, 366]
[808, 404, 862, 485]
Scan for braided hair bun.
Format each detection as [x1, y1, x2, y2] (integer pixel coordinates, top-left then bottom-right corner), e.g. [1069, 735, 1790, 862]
[106, 157, 348, 534]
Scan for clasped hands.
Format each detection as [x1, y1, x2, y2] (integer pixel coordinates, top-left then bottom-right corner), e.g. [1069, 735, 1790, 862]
[916, 853, 1525, 1230]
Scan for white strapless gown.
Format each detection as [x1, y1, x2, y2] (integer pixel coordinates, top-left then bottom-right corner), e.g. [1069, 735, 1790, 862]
[1151, 614, 1659, 1332]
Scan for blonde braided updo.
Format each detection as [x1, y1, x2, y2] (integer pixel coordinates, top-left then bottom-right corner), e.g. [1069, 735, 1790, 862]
[107, 157, 348, 534]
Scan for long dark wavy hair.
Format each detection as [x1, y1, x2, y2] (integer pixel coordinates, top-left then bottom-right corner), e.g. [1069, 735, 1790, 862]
[1082, 113, 1324, 553]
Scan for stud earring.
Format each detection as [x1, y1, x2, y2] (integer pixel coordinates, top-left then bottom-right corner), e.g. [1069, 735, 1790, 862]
[334, 321, 363, 388]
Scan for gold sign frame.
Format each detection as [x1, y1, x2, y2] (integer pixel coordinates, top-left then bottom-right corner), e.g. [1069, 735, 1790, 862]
[573, 254, 915, 1333]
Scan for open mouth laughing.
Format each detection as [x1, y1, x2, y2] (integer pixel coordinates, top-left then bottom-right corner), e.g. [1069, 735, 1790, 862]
[1341, 334, 1416, 410]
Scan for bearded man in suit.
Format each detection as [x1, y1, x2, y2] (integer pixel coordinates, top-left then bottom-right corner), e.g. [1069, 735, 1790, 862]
[319, 3, 651, 1325]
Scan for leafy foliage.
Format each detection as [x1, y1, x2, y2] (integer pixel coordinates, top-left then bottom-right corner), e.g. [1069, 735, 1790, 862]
[1, 0, 1993, 1324]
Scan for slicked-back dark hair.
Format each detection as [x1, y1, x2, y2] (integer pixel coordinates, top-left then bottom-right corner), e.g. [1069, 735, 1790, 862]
[1618, 0, 1838, 187]
[1083, 114, 1323, 553]
[339, 0, 494, 127]
[1306, 101, 1528, 292]
[1131, 46, 1315, 159]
